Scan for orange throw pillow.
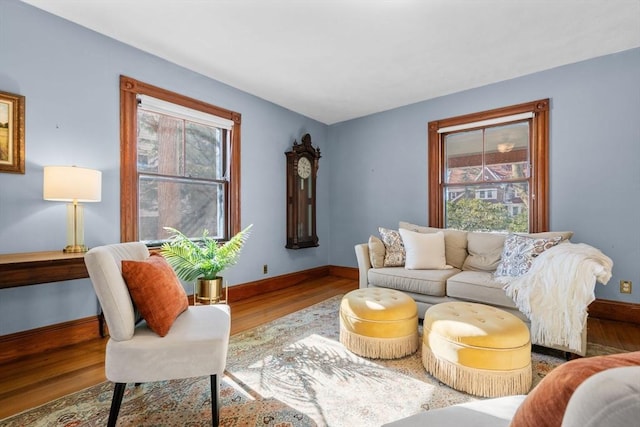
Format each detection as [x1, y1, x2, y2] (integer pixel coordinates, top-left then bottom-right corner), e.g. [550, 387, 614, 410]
[121, 254, 189, 337]
[510, 351, 640, 427]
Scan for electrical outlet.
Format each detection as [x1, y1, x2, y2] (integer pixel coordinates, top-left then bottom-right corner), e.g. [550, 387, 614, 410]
[620, 280, 632, 294]
[263, 264, 268, 274]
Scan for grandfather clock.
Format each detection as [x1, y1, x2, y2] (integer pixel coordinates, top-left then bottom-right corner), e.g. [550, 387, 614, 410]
[285, 133, 320, 249]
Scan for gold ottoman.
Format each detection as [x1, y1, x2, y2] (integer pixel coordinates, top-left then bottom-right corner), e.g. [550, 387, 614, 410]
[340, 288, 418, 359]
[422, 302, 532, 397]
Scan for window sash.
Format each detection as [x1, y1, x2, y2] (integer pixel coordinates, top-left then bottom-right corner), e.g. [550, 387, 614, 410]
[138, 175, 226, 244]
[137, 109, 227, 181]
[444, 121, 532, 186]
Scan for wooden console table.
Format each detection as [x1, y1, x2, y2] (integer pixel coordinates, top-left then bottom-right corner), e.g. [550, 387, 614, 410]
[0, 250, 107, 338]
[0, 251, 89, 289]
[0, 251, 108, 362]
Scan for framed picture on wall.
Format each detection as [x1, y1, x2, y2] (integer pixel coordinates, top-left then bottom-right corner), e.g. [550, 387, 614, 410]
[0, 90, 25, 174]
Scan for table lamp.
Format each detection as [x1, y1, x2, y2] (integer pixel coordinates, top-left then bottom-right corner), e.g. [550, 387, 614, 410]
[43, 166, 102, 253]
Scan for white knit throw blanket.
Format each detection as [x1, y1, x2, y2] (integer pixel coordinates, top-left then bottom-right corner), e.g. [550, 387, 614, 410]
[499, 242, 613, 352]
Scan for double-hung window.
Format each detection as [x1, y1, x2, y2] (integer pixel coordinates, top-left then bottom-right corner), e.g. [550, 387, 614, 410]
[428, 99, 549, 232]
[120, 76, 241, 244]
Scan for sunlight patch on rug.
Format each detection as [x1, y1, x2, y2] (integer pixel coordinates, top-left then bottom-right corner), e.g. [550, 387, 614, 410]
[235, 333, 445, 426]
[224, 296, 563, 426]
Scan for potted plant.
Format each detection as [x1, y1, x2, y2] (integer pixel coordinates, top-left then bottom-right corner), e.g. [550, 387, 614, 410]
[160, 224, 253, 304]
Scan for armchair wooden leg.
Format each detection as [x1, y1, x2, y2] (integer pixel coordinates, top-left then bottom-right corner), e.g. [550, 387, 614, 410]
[210, 374, 219, 426]
[108, 382, 126, 427]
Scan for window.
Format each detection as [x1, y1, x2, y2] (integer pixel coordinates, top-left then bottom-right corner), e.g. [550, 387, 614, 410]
[120, 76, 241, 244]
[476, 189, 497, 200]
[428, 99, 549, 232]
[447, 190, 463, 201]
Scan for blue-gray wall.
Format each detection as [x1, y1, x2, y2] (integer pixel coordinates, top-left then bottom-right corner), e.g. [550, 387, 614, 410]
[1, 0, 638, 335]
[0, 0, 329, 335]
[328, 47, 640, 304]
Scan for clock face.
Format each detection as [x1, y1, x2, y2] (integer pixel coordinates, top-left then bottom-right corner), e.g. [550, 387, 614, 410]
[297, 157, 311, 179]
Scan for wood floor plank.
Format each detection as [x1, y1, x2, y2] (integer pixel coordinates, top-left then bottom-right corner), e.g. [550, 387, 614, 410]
[587, 318, 640, 351]
[1, 364, 107, 418]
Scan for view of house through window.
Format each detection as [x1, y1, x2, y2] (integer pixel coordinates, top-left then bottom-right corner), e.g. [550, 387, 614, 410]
[444, 121, 530, 232]
[428, 99, 549, 233]
[120, 76, 241, 244]
[137, 97, 231, 243]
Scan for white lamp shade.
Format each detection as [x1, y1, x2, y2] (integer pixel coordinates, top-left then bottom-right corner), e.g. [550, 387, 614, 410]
[43, 166, 102, 202]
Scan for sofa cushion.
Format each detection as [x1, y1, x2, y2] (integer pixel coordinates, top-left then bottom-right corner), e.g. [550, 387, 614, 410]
[379, 227, 405, 267]
[446, 270, 518, 309]
[399, 222, 468, 269]
[524, 231, 573, 241]
[399, 228, 447, 270]
[509, 351, 640, 427]
[368, 235, 386, 268]
[495, 234, 562, 278]
[368, 267, 460, 297]
[463, 232, 507, 272]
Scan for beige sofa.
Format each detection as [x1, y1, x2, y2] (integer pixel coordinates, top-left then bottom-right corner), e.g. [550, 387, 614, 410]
[354, 221, 584, 355]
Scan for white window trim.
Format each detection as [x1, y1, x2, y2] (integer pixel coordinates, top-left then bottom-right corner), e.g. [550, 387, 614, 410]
[138, 95, 234, 130]
[437, 112, 534, 134]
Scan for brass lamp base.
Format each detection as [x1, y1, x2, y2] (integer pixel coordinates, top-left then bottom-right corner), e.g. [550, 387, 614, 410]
[63, 244, 89, 253]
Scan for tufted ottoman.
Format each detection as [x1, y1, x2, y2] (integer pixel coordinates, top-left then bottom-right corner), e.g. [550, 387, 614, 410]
[340, 288, 419, 359]
[422, 302, 532, 397]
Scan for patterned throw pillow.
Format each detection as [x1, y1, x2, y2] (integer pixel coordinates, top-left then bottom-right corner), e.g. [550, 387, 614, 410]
[378, 227, 405, 267]
[495, 234, 562, 278]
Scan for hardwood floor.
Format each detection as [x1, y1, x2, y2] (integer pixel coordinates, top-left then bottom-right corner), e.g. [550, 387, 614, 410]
[0, 276, 357, 420]
[1, 275, 639, 420]
[586, 317, 640, 352]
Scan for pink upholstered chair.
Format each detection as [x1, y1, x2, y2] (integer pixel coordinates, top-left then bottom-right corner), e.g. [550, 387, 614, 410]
[84, 242, 230, 426]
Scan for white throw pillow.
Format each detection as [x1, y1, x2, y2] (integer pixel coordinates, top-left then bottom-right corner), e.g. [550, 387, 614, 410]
[399, 229, 447, 270]
[399, 221, 469, 269]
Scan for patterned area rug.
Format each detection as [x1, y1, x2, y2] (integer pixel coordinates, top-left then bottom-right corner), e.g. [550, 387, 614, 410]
[2, 296, 625, 427]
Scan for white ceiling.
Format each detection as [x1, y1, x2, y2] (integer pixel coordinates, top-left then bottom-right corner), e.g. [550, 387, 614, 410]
[21, 0, 640, 124]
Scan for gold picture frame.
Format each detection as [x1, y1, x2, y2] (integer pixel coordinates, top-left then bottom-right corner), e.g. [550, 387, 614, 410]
[0, 90, 25, 174]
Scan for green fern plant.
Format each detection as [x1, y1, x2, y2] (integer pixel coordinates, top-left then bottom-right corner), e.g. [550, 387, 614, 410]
[160, 224, 253, 281]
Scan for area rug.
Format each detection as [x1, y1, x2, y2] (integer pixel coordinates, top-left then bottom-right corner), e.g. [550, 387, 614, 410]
[2, 296, 626, 427]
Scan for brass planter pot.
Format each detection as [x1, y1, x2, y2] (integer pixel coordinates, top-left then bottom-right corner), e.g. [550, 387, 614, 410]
[196, 277, 223, 304]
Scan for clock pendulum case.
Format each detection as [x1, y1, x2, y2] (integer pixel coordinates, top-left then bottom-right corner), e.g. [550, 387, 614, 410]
[285, 133, 321, 249]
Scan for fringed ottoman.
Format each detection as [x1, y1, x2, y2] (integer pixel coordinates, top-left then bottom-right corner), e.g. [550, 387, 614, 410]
[340, 288, 418, 359]
[422, 302, 532, 397]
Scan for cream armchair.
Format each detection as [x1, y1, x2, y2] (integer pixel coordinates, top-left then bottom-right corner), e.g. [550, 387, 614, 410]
[84, 242, 230, 427]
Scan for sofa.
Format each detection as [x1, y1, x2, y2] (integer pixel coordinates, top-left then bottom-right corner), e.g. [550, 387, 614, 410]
[355, 221, 611, 356]
[383, 351, 640, 427]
